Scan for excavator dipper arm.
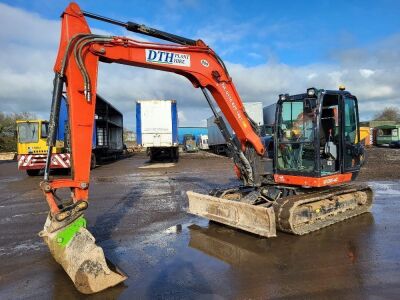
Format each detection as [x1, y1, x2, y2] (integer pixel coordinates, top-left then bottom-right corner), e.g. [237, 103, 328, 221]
[40, 2, 265, 294]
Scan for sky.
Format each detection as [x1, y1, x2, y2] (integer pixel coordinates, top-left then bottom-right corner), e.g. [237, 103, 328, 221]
[0, 0, 399, 130]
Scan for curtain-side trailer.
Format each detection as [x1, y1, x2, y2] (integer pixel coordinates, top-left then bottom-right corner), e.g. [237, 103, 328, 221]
[90, 95, 124, 168]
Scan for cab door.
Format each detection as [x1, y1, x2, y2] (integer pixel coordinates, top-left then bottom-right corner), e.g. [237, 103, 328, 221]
[341, 96, 362, 172]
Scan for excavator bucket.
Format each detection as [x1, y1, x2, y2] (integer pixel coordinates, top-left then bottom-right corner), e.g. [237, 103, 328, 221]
[187, 191, 276, 238]
[39, 214, 127, 294]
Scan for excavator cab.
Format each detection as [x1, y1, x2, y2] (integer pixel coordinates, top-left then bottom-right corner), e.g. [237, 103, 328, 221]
[189, 87, 372, 238]
[273, 87, 364, 186]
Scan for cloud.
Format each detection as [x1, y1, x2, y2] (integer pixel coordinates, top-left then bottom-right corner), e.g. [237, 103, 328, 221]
[0, 3, 57, 117]
[0, 2, 399, 131]
[359, 68, 375, 78]
[228, 57, 400, 120]
[177, 110, 187, 123]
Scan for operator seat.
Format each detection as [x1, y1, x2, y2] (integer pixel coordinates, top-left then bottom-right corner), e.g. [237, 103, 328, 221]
[320, 108, 337, 159]
[320, 109, 335, 142]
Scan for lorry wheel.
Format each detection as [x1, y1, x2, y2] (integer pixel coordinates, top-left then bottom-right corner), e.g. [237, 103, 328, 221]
[26, 169, 40, 176]
[149, 149, 154, 162]
[174, 147, 179, 162]
[90, 153, 96, 169]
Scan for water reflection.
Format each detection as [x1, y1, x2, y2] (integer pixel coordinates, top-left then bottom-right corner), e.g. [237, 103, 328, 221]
[188, 213, 375, 299]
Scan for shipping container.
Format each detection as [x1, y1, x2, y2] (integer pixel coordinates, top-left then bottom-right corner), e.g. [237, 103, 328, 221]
[136, 100, 179, 161]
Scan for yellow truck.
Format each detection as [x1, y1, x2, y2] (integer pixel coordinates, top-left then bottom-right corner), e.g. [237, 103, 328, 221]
[17, 95, 124, 176]
[16, 119, 70, 176]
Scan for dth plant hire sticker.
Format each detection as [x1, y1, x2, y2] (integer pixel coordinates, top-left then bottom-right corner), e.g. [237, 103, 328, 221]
[145, 49, 191, 67]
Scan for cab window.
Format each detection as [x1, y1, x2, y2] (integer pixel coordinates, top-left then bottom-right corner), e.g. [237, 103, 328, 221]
[279, 101, 314, 142]
[17, 122, 39, 143]
[41, 122, 49, 139]
[343, 97, 360, 169]
[344, 97, 358, 143]
[276, 101, 316, 172]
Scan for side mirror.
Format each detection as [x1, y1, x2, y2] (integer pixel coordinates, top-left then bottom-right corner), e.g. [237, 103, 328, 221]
[304, 98, 317, 113]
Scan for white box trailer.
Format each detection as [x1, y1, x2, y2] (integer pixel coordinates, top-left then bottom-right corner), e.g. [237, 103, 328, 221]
[136, 100, 179, 161]
[243, 102, 264, 126]
[207, 102, 263, 154]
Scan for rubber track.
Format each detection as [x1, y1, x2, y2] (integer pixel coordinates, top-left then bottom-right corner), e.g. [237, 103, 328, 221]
[273, 183, 374, 235]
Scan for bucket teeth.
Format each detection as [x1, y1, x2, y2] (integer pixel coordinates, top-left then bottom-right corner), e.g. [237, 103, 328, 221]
[40, 215, 127, 294]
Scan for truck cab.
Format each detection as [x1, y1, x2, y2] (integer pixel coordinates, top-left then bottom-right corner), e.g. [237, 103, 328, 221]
[17, 120, 50, 155]
[16, 120, 67, 176]
[197, 134, 209, 150]
[183, 134, 198, 152]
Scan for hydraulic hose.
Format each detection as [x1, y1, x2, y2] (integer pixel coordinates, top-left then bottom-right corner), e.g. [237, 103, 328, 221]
[44, 73, 64, 180]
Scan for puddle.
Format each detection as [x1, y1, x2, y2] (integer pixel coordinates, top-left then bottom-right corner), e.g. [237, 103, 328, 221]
[97, 183, 400, 299]
[0, 240, 44, 257]
[139, 163, 176, 169]
[368, 180, 400, 196]
[103, 210, 392, 299]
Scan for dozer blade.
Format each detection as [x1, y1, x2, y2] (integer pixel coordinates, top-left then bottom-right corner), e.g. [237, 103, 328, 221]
[187, 191, 276, 237]
[39, 214, 127, 294]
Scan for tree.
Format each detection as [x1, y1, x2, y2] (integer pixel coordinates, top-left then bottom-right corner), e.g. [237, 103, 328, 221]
[0, 112, 36, 152]
[373, 106, 400, 122]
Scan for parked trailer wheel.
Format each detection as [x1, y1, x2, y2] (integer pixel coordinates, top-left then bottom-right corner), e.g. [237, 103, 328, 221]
[26, 169, 40, 176]
[90, 153, 96, 170]
[149, 148, 154, 162]
[174, 147, 179, 162]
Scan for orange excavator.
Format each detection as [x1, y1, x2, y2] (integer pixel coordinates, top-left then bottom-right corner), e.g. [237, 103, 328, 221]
[40, 2, 373, 294]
